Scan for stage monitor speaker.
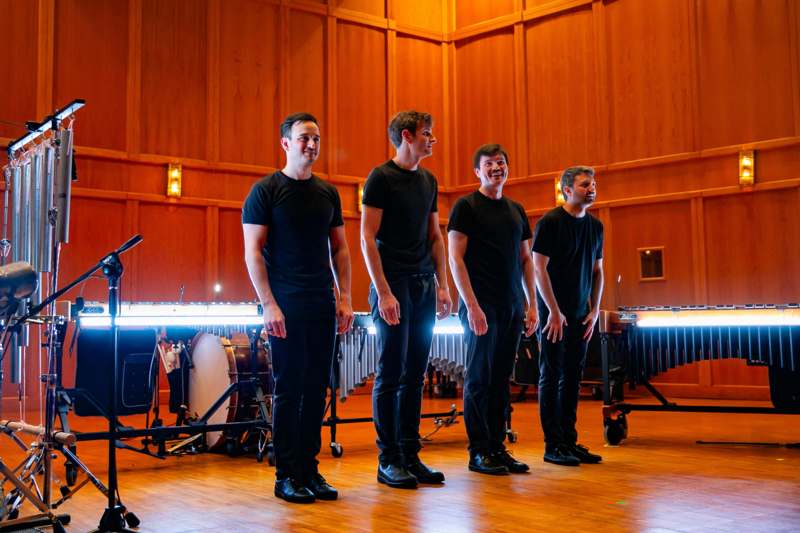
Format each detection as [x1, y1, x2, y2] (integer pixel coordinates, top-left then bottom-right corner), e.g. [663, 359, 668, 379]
[75, 328, 158, 417]
[769, 366, 800, 409]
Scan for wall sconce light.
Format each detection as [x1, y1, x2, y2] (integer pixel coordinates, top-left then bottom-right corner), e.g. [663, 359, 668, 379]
[555, 176, 565, 206]
[739, 150, 754, 186]
[358, 183, 364, 212]
[167, 163, 182, 197]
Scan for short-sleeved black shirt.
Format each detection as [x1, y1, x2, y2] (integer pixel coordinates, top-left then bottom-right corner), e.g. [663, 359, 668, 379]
[447, 191, 532, 311]
[532, 206, 603, 319]
[362, 160, 438, 279]
[242, 171, 343, 312]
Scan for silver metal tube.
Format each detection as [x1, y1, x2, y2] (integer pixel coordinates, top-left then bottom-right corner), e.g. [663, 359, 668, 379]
[39, 145, 55, 272]
[11, 166, 22, 263]
[20, 161, 32, 265]
[54, 128, 74, 244]
[30, 148, 43, 271]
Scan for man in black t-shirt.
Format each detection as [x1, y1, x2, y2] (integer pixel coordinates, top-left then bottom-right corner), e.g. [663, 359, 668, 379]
[361, 110, 452, 488]
[448, 144, 538, 475]
[532, 165, 604, 467]
[243, 112, 354, 503]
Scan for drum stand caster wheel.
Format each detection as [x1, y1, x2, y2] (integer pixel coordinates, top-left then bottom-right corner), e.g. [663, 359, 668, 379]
[330, 442, 344, 458]
[603, 413, 628, 445]
[225, 438, 242, 457]
[65, 461, 78, 486]
[124, 511, 140, 528]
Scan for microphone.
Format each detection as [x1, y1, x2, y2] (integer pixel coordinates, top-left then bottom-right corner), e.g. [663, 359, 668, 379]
[0, 262, 38, 314]
[116, 234, 143, 255]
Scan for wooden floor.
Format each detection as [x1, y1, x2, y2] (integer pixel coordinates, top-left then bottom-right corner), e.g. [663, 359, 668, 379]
[1, 393, 798, 532]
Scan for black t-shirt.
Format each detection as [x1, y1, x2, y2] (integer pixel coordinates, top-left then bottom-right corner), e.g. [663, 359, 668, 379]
[242, 171, 343, 311]
[532, 206, 603, 319]
[447, 191, 532, 311]
[362, 160, 438, 278]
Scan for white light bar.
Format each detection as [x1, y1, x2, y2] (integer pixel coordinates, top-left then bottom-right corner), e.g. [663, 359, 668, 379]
[79, 303, 262, 328]
[636, 309, 800, 328]
[366, 324, 464, 335]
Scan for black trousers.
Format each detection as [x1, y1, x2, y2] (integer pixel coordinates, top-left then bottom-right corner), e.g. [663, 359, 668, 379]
[370, 274, 436, 464]
[537, 319, 588, 447]
[460, 305, 523, 453]
[269, 310, 336, 481]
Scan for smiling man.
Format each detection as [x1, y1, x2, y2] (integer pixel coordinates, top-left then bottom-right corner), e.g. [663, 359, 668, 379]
[242, 112, 354, 503]
[361, 110, 452, 489]
[447, 144, 538, 475]
[532, 165, 604, 467]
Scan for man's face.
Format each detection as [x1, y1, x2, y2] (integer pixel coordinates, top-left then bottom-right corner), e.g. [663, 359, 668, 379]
[474, 154, 508, 187]
[565, 173, 597, 207]
[404, 122, 436, 159]
[282, 121, 320, 166]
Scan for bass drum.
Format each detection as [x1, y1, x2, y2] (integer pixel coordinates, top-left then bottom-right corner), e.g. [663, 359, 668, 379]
[188, 332, 272, 450]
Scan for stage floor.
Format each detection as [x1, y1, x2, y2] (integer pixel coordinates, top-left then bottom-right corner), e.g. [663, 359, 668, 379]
[1, 393, 798, 532]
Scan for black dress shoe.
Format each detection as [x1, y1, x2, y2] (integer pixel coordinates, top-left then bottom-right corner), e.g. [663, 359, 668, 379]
[568, 443, 602, 464]
[306, 473, 338, 500]
[377, 463, 418, 488]
[274, 478, 315, 503]
[543, 445, 581, 466]
[468, 451, 509, 475]
[405, 459, 445, 484]
[493, 450, 530, 473]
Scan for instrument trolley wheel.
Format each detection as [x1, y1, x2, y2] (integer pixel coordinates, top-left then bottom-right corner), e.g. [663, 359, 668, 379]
[225, 437, 243, 457]
[603, 413, 628, 446]
[60, 485, 70, 497]
[330, 442, 344, 458]
[125, 511, 141, 528]
[65, 461, 78, 486]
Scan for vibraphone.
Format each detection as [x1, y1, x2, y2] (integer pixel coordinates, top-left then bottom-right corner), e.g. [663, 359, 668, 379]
[599, 305, 800, 445]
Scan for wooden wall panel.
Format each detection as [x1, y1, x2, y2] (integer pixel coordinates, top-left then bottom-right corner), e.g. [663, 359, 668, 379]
[525, 6, 598, 174]
[345, 218, 370, 309]
[697, 0, 797, 149]
[0, 0, 38, 139]
[704, 190, 800, 304]
[287, 10, 328, 173]
[140, 0, 207, 159]
[53, 0, 129, 152]
[394, 0, 443, 32]
[335, 22, 387, 178]
[608, 201, 696, 307]
[334, 0, 384, 18]
[454, 30, 517, 184]
[58, 197, 127, 302]
[75, 157, 165, 196]
[218, 0, 280, 167]
[135, 203, 207, 301]
[711, 360, 768, 387]
[604, 0, 695, 162]
[395, 36, 445, 179]
[183, 170, 258, 203]
[455, 0, 516, 29]
[218, 208, 254, 302]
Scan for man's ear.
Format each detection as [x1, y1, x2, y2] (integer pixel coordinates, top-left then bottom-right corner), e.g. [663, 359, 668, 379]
[280, 136, 290, 152]
[474, 167, 482, 180]
[401, 129, 414, 144]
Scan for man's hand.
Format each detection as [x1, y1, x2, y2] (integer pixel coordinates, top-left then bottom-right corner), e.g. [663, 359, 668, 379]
[263, 302, 286, 338]
[336, 300, 355, 334]
[523, 307, 539, 337]
[582, 307, 600, 341]
[436, 286, 452, 319]
[542, 310, 567, 343]
[467, 303, 488, 336]
[378, 290, 401, 326]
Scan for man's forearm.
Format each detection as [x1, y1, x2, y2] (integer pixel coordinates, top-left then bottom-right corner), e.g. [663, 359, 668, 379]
[430, 231, 449, 290]
[589, 268, 604, 312]
[449, 255, 478, 309]
[332, 247, 352, 303]
[361, 236, 391, 296]
[534, 269, 560, 316]
[521, 255, 537, 308]
[245, 250, 277, 306]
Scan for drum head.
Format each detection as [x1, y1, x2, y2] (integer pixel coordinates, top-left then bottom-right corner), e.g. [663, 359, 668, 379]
[188, 333, 234, 449]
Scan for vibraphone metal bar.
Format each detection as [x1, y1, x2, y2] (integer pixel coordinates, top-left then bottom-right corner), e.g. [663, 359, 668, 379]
[599, 306, 800, 445]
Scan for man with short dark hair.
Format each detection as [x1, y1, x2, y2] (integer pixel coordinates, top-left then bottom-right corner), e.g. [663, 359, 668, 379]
[448, 144, 538, 475]
[361, 110, 452, 488]
[243, 112, 354, 503]
[532, 165, 604, 466]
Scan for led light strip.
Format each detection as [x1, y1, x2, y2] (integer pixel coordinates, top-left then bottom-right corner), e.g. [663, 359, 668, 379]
[365, 325, 464, 335]
[636, 310, 800, 328]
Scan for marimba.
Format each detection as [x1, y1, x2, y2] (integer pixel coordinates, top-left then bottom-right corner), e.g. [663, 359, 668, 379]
[600, 305, 800, 445]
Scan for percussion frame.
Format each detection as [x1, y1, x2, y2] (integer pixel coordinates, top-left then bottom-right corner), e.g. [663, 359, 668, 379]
[599, 330, 800, 446]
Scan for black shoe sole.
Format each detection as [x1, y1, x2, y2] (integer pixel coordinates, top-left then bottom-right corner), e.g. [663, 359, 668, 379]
[377, 473, 418, 489]
[577, 458, 602, 464]
[310, 491, 338, 501]
[468, 464, 509, 475]
[543, 457, 580, 467]
[274, 488, 316, 503]
[506, 466, 531, 473]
